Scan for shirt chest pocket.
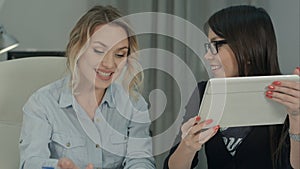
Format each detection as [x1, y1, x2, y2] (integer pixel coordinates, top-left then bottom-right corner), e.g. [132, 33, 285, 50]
[102, 134, 128, 168]
[110, 134, 128, 155]
[51, 133, 88, 165]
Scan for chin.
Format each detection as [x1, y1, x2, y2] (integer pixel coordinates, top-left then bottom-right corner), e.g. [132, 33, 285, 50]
[213, 72, 226, 78]
[94, 80, 111, 90]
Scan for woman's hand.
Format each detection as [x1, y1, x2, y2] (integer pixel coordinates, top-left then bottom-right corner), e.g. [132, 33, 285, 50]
[266, 67, 300, 169]
[180, 116, 219, 153]
[57, 158, 94, 169]
[266, 67, 300, 116]
[168, 116, 219, 169]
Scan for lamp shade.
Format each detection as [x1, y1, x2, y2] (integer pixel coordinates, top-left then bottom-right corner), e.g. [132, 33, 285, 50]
[0, 25, 19, 54]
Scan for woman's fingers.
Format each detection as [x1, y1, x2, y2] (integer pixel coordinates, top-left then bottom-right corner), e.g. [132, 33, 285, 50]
[181, 116, 201, 139]
[293, 67, 300, 75]
[181, 117, 219, 152]
[85, 163, 94, 169]
[197, 125, 220, 145]
[270, 91, 299, 110]
[266, 67, 300, 115]
[57, 158, 78, 169]
[189, 119, 213, 135]
[270, 81, 300, 98]
[266, 80, 300, 112]
[58, 158, 94, 169]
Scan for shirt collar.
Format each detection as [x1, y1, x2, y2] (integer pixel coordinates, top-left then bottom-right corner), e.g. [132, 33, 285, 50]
[58, 76, 73, 108]
[58, 76, 117, 108]
[102, 84, 116, 108]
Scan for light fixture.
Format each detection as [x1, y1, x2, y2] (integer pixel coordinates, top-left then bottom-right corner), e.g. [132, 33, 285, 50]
[0, 25, 19, 54]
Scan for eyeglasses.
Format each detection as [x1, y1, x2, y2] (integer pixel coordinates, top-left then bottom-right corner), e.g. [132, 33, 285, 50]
[204, 40, 227, 55]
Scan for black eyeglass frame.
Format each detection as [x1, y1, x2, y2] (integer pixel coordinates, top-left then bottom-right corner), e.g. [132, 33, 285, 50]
[204, 40, 227, 55]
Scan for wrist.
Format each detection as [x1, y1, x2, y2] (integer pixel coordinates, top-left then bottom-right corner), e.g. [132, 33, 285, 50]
[178, 141, 199, 156]
[289, 129, 300, 142]
[169, 142, 197, 169]
[289, 115, 300, 133]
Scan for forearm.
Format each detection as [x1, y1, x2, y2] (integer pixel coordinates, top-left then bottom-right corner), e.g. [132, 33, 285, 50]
[289, 115, 300, 169]
[168, 142, 198, 169]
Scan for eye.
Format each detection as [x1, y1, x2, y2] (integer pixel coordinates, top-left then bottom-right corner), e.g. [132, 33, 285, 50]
[93, 49, 104, 55]
[115, 50, 128, 58]
[115, 53, 126, 58]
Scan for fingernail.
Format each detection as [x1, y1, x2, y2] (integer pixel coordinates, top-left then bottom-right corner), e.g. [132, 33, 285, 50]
[266, 94, 273, 99]
[206, 119, 213, 125]
[272, 81, 281, 86]
[194, 116, 201, 125]
[266, 91, 273, 95]
[214, 125, 220, 131]
[268, 85, 275, 90]
[265, 90, 273, 98]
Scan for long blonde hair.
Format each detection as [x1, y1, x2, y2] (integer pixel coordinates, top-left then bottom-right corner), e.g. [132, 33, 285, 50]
[65, 5, 143, 100]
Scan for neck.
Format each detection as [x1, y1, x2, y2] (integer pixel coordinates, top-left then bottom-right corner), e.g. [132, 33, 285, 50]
[75, 86, 106, 120]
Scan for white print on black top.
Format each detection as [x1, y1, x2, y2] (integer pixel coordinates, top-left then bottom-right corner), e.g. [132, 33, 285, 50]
[220, 126, 252, 156]
[222, 137, 243, 156]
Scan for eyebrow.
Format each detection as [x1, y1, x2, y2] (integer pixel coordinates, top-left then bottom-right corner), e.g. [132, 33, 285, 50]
[210, 37, 225, 42]
[93, 41, 107, 48]
[93, 41, 129, 50]
[210, 37, 220, 41]
[118, 46, 129, 50]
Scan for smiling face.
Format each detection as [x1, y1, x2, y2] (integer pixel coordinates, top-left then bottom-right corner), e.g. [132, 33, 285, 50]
[204, 28, 238, 78]
[77, 24, 129, 91]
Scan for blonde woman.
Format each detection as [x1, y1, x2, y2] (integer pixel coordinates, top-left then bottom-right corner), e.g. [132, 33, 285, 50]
[19, 5, 155, 169]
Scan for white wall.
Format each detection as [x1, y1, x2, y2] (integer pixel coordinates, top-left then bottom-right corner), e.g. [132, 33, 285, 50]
[0, 0, 89, 51]
[2, 0, 298, 74]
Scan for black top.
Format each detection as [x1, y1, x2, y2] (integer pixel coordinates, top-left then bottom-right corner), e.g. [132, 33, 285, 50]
[164, 81, 292, 169]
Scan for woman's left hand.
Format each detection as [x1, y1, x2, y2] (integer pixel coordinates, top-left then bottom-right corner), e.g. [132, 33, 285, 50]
[57, 158, 94, 169]
[266, 67, 300, 116]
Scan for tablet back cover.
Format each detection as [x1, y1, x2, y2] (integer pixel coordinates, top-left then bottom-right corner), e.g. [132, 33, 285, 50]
[198, 75, 299, 128]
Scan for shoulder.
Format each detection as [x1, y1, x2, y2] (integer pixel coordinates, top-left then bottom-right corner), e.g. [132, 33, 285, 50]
[23, 76, 68, 109]
[197, 81, 207, 91]
[111, 83, 148, 111]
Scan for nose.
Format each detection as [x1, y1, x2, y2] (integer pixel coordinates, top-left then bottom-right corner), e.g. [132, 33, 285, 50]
[204, 51, 214, 60]
[101, 52, 115, 68]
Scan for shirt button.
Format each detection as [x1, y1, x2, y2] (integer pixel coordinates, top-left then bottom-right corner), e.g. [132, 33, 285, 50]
[96, 144, 100, 148]
[66, 142, 71, 147]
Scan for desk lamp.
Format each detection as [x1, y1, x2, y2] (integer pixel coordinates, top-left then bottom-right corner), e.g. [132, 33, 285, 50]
[0, 25, 19, 54]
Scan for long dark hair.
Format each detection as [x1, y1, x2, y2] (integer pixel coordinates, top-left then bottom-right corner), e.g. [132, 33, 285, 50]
[204, 5, 288, 168]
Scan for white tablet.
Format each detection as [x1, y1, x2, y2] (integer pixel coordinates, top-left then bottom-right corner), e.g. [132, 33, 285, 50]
[198, 75, 300, 128]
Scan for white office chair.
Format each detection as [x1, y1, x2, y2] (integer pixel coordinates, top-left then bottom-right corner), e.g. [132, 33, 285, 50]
[0, 57, 67, 169]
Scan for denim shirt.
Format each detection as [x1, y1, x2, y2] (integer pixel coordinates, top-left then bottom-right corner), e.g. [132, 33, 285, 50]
[19, 76, 155, 169]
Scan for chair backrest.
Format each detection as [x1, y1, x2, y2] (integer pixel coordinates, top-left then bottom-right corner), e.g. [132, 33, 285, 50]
[0, 123, 22, 169]
[0, 57, 67, 123]
[0, 57, 67, 169]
